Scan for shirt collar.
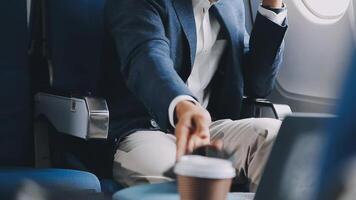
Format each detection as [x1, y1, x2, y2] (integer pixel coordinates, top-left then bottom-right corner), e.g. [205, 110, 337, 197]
[192, 0, 219, 11]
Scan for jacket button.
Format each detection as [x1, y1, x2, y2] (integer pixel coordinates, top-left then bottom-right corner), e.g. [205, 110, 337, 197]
[150, 119, 159, 128]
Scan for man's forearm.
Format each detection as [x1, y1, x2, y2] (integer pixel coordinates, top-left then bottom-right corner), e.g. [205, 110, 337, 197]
[243, 3, 288, 97]
[262, 0, 283, 8]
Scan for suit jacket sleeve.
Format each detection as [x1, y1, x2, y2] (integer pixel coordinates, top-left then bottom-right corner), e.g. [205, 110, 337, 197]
[106, 0, 194, 130]
[242, 13, 288, 98]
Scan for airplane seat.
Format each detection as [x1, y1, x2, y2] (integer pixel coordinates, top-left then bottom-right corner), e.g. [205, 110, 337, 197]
[315, 52, 356, 200]
[0, 0, 101, 198]
[30, 0, 122, 194]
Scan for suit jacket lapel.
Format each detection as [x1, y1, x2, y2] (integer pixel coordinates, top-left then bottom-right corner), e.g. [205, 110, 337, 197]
[211, 1, 239, 45]
[173, 0, 197, 66]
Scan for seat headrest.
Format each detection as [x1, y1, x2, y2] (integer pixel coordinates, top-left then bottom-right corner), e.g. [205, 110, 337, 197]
[46, 0, 106, 93]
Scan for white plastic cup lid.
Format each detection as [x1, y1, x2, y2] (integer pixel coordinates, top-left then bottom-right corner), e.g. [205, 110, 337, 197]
[174, 155, 236, 179]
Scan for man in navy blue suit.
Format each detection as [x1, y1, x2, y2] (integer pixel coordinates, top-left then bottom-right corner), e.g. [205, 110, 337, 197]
[103, 0, 287, 190]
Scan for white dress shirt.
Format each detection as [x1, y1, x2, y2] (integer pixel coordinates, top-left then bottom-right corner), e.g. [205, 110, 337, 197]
[168, 0, 287, 127]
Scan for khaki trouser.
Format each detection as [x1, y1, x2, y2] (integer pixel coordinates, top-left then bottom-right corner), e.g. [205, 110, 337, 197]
[113, 118, 281, 191]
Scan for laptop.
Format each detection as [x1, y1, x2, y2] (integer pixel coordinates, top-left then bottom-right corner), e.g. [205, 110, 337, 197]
[254, 113, 335, 200]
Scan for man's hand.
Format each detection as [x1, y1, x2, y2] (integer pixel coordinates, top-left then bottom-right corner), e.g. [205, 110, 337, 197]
[262, 0, 283, 8]
[175, 100, 212, 159]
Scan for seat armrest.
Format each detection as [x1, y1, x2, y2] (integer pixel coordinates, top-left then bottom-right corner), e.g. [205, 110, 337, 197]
[240, 97, 292, 120]
[272, 104, 292, 120]
[34, 92, 109, 140]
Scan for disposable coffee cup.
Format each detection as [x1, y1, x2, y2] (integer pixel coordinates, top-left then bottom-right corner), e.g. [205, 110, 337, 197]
[174, 155, 236, 200]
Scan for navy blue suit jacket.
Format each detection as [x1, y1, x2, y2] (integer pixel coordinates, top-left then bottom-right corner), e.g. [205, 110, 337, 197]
[101, 0, 287, 139]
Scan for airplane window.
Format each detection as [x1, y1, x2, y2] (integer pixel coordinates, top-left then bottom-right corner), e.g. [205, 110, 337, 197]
[247, 0, 355, 112]
[302, 0, 351, 19]
[269, 0, 356, 111]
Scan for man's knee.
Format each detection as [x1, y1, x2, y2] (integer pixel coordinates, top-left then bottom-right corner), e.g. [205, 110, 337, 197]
[113, 131, 176, 177]
[251, 118, 281, 144]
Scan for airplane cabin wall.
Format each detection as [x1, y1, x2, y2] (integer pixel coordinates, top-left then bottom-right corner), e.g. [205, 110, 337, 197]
[246, 0, 356, 113]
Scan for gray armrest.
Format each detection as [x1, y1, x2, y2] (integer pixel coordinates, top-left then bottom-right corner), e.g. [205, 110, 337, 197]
[241, 97, 292, 120]
[273, 104, 292, 120]
[34, 92, 109, 140]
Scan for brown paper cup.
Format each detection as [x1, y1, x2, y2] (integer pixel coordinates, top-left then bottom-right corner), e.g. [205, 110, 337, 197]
[178, 175, 232, 200]
[174, 155, 236, 200]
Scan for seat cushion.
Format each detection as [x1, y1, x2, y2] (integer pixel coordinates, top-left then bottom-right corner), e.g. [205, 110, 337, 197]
[113, 182, 255, 200]
[0, 168, 101, 198]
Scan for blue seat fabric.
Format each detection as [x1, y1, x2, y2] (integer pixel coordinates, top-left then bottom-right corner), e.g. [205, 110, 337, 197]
[100, 179, 125, 194]
[0, 169, 101, 198]
[316, 52, 356, 197]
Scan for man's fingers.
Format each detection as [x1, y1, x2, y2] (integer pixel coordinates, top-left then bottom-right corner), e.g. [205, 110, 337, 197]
[184, 113, 211, 154]
[187, 134, 196, 153]
[187, 134, 210, 153]
[192, 115, 210, 140]
[176, 125, 189, 159]
[175, 117, 191, 160]
[174, 102, 212, 159]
